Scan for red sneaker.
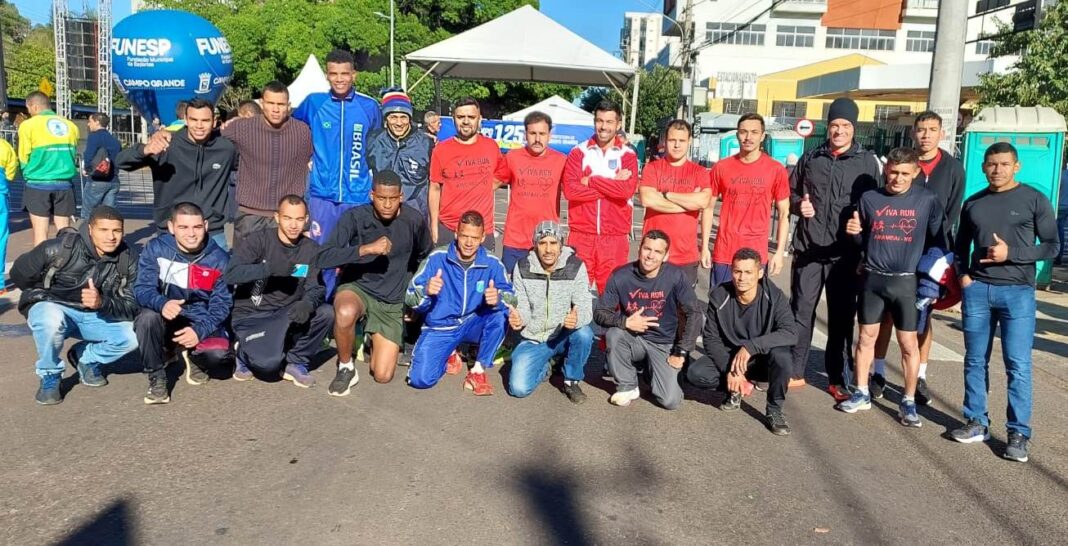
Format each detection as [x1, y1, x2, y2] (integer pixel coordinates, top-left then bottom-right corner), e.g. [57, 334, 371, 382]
[463, 371, 494, 396]
[827, 384, 851, 402]
[446, 351, 463, 375]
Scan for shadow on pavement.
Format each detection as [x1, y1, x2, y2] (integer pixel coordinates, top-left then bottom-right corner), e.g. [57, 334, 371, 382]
[55, 499, 136, 546]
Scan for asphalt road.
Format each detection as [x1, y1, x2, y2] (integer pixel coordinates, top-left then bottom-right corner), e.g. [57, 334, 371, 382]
[2, 199, 1067, 545]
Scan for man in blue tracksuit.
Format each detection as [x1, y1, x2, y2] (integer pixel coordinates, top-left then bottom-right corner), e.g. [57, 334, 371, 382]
[406, 211, 516, 395]
[292, 49, 382, 251]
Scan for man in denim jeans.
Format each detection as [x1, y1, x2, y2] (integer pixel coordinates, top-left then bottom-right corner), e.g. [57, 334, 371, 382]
[506, 221, 594, 403]
[951, 142, 1059, 463]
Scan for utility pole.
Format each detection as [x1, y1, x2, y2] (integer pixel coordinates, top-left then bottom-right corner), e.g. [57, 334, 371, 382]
[926, 0, 968, 153]
[676, 0, 694, 120]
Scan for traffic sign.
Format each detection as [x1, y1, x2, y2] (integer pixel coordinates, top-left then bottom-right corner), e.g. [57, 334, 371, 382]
[795, 118, 815, 138]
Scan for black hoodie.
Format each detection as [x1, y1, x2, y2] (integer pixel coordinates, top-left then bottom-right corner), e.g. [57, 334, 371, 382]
[790, 141, 882, 259]
[702, 276, 797, 359]
[116, 127, 237, 233]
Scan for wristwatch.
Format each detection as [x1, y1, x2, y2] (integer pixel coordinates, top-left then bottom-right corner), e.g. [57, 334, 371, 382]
[671, 348, 689, 359]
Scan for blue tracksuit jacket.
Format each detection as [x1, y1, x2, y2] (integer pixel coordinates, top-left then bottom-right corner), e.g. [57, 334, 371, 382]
[406, 244, 516, 330]
[293, 89, 382, 204]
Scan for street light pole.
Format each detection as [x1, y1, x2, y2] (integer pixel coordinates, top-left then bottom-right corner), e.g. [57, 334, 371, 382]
[374, 0, 396, 88]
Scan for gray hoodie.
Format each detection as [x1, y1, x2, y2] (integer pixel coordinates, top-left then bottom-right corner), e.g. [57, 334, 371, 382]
[512, 246, 594, 343]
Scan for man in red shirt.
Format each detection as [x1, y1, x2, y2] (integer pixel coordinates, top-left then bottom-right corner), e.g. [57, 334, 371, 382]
[563, 100, 640, 294]
[429, 97, 507, 250]
[638, 119, 711, 286]
[499, 111, 568, 274]
[704, 113, 790, 290]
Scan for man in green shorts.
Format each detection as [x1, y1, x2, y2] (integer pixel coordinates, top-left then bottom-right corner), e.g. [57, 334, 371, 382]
[318, 171, 432, 396]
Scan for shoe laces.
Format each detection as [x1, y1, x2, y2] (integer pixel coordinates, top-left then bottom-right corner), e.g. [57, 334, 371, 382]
[42, 375, 61, 389]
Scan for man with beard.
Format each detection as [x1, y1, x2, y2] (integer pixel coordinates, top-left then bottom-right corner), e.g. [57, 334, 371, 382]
[367, 90, 433, 217]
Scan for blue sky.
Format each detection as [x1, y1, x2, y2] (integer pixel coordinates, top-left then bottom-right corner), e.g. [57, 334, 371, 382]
[14, 0, 657, 54]
[12, 0, 133, 26]
[541, 0, 663, 54]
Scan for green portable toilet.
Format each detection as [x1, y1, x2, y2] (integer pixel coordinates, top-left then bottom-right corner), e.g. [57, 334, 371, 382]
[719, 131, 740, 159]
[766, 130, 805, 165]
[962, 106, 1066, 287]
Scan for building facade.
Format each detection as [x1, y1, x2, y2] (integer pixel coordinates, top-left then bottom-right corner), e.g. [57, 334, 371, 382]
[620, 12, 681, 69]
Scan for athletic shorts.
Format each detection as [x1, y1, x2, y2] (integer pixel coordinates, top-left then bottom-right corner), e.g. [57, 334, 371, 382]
[23, 187, 76, 217]
[858, 271, 918, 331]
[335, 282, 404, 347]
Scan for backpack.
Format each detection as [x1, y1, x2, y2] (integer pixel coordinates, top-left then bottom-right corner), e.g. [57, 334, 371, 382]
[43, 228, 133, 291]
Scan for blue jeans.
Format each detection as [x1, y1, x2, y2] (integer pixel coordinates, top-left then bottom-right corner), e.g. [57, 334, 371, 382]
[27, 301, 138, 377]
[961, 280, 1035, 437]
[1, 192, 8, 284]
[502, 246, 530, 277]
[508, 325, 594, 397]
[80, 180, 118, 219]
[408, 310, 507, 389]
[1057, 211, 1066, 262]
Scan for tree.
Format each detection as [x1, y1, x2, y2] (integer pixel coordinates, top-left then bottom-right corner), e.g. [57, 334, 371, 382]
[578, 66, 681, 140]
[977, 1, 1068, 120]
[6, 25, 55, 100]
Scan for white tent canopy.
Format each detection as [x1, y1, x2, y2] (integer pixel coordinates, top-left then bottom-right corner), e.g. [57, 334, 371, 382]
[503, 95, 593, 126]
[401, 5, 639, 133]
[288, 54, 329, 108]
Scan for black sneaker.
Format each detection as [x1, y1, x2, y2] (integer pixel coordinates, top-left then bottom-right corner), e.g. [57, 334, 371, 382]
[182, 351, 209, 385]
[144, 373, 170, 405]
[35, 373, 63, 405]
[915, 377, 931, 406]
[767, 411, 791, 436]
[870, 373, 886, 399]
[328, 365, 359, 397]
[721, 392, 742, 412]
[561, 381, 587, 404]
[950, 419, 989, 443]
[1003, 432, 1030, 463]
[68, 348, 107, 387]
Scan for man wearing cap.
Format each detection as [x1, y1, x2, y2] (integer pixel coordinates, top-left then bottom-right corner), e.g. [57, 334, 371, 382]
[506, 221, 594, 403]
[368, 89, 434, 217]
[788, 98, 882, 400]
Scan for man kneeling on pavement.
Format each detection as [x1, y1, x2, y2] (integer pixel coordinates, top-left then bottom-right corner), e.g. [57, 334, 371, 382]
[595, 230, 702, 409]
[405, 210, 514, 395]
[13, 205, 139, 405]
[225, 195, 333, 387]
[687, 247, 798, 435]
[506, 221, 594, 403]
[134, 202, 233, 404]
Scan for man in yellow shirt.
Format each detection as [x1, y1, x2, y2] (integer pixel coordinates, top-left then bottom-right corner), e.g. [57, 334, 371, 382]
[18, 92, 79, 246]
[0, 136, 20, 291]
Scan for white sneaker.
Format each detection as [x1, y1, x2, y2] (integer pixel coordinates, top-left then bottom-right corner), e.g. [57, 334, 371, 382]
[610, 388, 640, 407]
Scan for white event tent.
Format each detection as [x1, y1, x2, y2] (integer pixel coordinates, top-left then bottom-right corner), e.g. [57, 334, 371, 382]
[288, 54, 329, 108]
[503, 95, 594, 126]
[401, 5, 638, 133]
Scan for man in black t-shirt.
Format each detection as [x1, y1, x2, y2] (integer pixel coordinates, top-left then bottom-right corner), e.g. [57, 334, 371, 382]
[839, 148, 945, 428]
[224, 195, 333, 387]
[950, 142, 1059, 463]
[318, 171, 432, 396]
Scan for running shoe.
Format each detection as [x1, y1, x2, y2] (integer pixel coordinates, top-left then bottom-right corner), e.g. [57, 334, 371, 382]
[283, 363, 315, 388]
[233, 354, 253, 382]
[721, 392, 742, 412]
[609, 387, 640, 407]
[463, 371, 494, 396]
[837, 390, 871, 413]
[950, 419, 990, 444]
[827, 384, 852, 402]
[1003, 432, 1030, 463]
[69, 347, 107, 387]
[328, 365, 359, 396]
[915, 377, 931, 406]
[767, 411, 791, 436]
[870, 373, 886, 399]
[899, 400, 922, 427]
[35, 373, 63, 405]
[445, 351, 464, 375]
[182, 350, 209, 385]
[561, 381, 587, 404]
[144, 373, 170, 405]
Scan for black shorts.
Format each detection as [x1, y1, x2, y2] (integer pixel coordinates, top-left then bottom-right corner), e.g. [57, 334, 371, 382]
[858, 271, 918, 331]
[22, 187, 76, 217]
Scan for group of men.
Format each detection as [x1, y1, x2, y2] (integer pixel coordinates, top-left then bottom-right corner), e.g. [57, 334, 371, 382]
[6, 48, 1059, 464]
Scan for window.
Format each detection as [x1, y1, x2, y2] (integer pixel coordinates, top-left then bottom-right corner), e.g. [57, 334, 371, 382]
[723, 99, 758, 114]
[706, 22, 767, 46]
[826, 28, 896, 50]
[875, 105, 912, 122]
[906, 30, 935, 52]
[775, 25, 816, 48]
[975, 39, 994, 55]
[771, 101, 807, 118]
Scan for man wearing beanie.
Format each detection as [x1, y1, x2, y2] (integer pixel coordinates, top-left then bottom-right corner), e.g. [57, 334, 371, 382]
[788, 97, 882, 400]
[368, 89, 434, 217]
[506, 221, 595, 403]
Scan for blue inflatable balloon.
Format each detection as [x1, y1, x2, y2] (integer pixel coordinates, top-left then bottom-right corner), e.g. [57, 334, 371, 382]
[111, 10, 233, 124]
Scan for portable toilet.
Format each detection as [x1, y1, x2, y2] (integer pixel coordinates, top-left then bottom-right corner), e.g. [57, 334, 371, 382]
[962, 106, 1066, 287]
[719, 131, 740, 159]
[766, 130, 805, 165]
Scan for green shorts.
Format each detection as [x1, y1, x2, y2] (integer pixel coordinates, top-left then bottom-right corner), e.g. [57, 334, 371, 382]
[336, 282, 404, 347]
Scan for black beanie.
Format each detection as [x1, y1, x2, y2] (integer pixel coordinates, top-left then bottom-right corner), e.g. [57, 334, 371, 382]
[827, 97, 859, 126]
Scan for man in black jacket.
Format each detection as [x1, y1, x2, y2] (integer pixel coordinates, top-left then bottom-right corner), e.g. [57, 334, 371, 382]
[595, 230, 703, 410]
[12, 206, 139, 405]
[116, 98, 236, 250]
[870, 110, 966, 403]
[688, 248, 798, 434]
[224, 195, 333, 387]
[788, 98, 881, 400]
[318, 171, 432, 395]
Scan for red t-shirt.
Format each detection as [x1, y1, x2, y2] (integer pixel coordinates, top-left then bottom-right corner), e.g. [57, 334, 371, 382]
[640, 158, 711, 265]
[429, 135, 508, 231]
[710, 153, 790, 264]
[919, 149, 942, 178]
[500, 147, 567, 249]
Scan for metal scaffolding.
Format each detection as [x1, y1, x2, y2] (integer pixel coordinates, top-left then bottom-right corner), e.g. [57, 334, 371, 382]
[97, 0, 112, 120]
[52, 0, 72, 118]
